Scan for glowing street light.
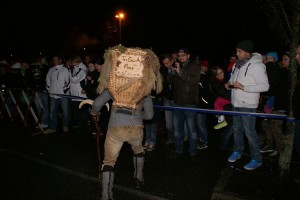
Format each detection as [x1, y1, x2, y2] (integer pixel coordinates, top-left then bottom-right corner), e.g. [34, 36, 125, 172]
[115, 12, 125, 44]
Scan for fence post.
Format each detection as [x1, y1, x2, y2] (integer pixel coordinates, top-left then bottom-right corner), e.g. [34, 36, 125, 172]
[0, 88, 12, 120]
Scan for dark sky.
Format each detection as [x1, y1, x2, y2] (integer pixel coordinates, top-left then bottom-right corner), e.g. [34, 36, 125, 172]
[1, 0, 281, 62]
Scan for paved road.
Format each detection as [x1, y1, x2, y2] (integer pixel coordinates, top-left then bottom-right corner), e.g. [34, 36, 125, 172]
[0, 117, 232, 200]
[1, 119, 300, 200]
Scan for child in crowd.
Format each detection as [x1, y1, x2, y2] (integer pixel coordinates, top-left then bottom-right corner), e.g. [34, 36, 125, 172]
[211, 66, 231, 130]
[82, 62, 100, 100]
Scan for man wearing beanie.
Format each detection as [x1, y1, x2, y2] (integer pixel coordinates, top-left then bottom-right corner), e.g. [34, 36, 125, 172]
[225, 39, 269, 170]
[235, 40, 254, 54]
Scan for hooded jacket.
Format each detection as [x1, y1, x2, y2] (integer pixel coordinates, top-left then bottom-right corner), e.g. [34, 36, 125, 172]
[46, 64, 70, 99]
[229, 53, 269, 108]
[70, 62, 87, 101]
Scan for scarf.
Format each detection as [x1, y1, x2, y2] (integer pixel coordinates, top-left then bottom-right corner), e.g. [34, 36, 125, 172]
[235, 58, 250, 69]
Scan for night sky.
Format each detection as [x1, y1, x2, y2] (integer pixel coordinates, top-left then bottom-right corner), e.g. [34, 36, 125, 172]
[1, 0, 282, 63]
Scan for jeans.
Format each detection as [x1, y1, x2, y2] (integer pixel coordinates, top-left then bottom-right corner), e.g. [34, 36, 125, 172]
[49, 97, 70, 130]
[163, 97, 175, 143]
[294, 119, 300, 157]
[232, 107, 262, 162]
[144, 107, 160, 145]
[197, 113, 208, 142]
[173, 104, 198, 156]
[35, 92, 49, 126]
[144, 122, 157, 145]
[220, 125, 233, 150]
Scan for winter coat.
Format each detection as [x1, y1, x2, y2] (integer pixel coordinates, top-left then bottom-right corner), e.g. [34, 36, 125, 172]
[168, 60, 201, 106]
[46, 64, 70, 99]
[229, 53, 269, 108]
[69, 62, 87, 101]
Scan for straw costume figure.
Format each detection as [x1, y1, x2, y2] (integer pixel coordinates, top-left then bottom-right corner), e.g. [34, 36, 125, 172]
[82, 45, 162, 200]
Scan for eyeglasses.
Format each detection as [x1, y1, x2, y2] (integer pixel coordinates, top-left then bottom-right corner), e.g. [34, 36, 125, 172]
[216, 71, 224, 76]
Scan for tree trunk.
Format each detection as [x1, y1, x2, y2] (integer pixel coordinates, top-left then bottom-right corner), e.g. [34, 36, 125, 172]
[279, 121, 295, 176]
[278, 39, 298, 177]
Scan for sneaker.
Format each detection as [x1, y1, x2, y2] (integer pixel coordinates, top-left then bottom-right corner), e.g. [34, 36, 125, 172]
[197, 140, 208, 150]
[63, 127, 69, 133]
[91, 132, 97, 136]
[214, 121, 228, 130]
[43, 129, 56, 134]
[228, 151, 241, 162]
[143, 143, 149, 150]
[244, 159, 262, 170]
[35, 123, 48, 129]
[260, 145, 274, 153]
[146, 144, 155, 152]
[134, 178, 144, 189]
[269, 150, 278, 157]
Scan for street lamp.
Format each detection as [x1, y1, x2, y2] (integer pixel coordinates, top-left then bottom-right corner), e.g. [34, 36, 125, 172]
[115, 12, 125, 44]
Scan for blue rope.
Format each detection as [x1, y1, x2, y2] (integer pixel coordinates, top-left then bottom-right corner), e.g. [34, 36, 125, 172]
[154, 105, 295, 122]
[6, 88, 295, 122]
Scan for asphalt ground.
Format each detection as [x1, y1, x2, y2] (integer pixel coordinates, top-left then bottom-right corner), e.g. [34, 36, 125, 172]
[1, 117, 300, 200]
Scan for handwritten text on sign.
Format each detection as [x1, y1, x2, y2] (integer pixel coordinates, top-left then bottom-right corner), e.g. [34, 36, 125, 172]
[116, 54, 144, 78]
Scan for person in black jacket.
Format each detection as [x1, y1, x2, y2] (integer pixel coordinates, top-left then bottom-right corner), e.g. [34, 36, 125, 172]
[26, 57, 50, 129]
[197, 60, 214, 149]
[211, 66, 231, 130]
[82, 61, 100, 100]
[168, 48, 201, 163]
[259, 52, 283, 156]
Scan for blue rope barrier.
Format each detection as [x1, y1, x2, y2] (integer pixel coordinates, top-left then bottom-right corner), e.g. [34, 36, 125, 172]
[154, 105, 295, 122]
[3, 88, 295, 122]
[46, 92, 88, 100]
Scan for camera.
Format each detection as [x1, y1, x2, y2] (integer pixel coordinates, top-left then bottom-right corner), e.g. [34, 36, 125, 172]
[172, 62, 177, 68]
[172, 59, 181, 68]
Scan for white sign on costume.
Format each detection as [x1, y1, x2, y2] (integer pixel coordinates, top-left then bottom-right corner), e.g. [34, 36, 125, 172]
[116, 54, 144, 78]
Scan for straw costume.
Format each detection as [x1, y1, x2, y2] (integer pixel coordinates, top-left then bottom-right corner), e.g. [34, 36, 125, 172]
[90, 45, 162, 200]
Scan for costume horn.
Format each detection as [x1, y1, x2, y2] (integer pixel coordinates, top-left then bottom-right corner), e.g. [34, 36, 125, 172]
[79, 99, 110, 111]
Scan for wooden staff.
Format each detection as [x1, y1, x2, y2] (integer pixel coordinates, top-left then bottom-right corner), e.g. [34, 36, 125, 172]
[79, 100, 110, 179]
[92, 114, 103, 179]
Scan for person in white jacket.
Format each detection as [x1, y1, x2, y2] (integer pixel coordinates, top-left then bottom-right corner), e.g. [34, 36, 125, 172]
[225, 40, 269, 170]
[69, 56, 89, 132]
[45, 55, 70, 134]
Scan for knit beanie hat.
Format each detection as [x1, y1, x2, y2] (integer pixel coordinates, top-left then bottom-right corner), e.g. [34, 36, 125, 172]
[266, 51, 279, 61]
[236, 40, 254, 53]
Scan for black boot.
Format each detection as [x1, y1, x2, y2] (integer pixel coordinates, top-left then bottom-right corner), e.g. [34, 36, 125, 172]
[101, 166, 114, 200]
[133, 153, 145, 189]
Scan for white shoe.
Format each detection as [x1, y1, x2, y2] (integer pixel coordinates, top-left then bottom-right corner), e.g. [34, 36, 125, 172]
[35, 124, 48, 129]
[146, 144, 155, 152]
